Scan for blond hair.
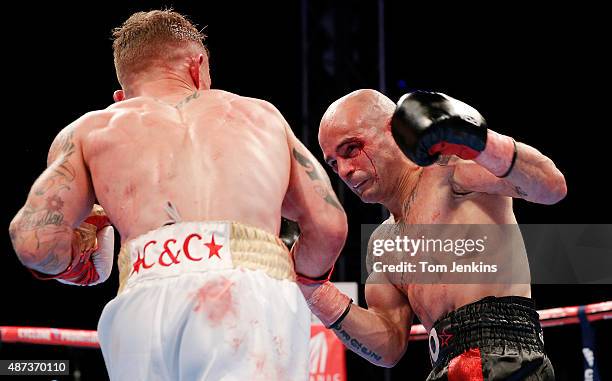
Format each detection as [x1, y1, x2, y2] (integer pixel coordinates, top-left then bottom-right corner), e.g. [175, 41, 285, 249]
[112, 9, 207, 86]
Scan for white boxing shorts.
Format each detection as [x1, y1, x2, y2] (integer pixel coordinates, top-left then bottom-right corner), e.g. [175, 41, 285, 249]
[97, 221, 310, 381]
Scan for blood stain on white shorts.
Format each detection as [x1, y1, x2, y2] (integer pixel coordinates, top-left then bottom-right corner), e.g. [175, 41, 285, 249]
[192, 276, 236, 326]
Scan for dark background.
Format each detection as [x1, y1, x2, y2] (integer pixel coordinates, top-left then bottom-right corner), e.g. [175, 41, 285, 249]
[1, 1, 610, 380]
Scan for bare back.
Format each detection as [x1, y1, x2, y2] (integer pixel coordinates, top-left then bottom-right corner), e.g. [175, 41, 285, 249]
[81, 90, 290, 242]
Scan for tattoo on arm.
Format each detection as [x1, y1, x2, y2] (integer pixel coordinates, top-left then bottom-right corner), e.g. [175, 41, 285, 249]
[25, 129, 76, 230]
[48, 129, 75, 164]
[292, 148, 343, 211]
[333, 324, 383, 363]
[293, 147, 322, 181]
[38, 130, 77, 195]
[515, 185, 528, 197]
[17, 203, 65, 231]
[11, 128, 78, 270]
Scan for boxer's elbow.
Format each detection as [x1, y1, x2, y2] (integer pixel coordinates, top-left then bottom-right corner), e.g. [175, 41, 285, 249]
[302, 210, 347, 252]
[11, 237, 44, 270]
[14, 250, 47, 270]
[8, 216, 29, 264]
[538, 166, 567, 205]
[14, 245, 71, 274]
[9, 216, 71, 272]
[387, 334, 409, 367]
[378, 355, 402, 368]
[549, 169, 567, 204]
[322, 211, 348, 256]
[296, 211, 347, 275]
[376, 342, 407, 368]
[367, 325, 408, 368]
[379, 360, 400, 368]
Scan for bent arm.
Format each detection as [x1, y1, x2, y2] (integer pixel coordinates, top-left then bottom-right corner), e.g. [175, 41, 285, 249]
[281, 122, 348, 277]
[453, 132, 567, 204]
[326, 273, 412, 367]
[9, 121, 95, 274]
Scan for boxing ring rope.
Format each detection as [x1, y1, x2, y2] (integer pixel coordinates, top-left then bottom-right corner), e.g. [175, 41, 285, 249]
[1, 301, 610, 348]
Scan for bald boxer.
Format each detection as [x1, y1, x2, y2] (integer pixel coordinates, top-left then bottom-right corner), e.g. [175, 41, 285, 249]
[9, 10, 347, 381]
[301, 89, 566, 380]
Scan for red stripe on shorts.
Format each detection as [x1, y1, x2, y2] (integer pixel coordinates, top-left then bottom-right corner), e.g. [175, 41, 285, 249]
[447, 348, 484, 381]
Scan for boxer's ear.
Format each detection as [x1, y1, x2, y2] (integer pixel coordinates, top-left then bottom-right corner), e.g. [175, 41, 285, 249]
[189, 54, 204, 90]
[113, 90, 125, 102]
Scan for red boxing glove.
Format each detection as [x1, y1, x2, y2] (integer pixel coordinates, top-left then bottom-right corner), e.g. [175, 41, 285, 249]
[30, 205, 114, 286]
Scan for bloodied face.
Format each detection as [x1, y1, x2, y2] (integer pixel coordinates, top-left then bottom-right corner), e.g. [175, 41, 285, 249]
[319, 89, 404, 204]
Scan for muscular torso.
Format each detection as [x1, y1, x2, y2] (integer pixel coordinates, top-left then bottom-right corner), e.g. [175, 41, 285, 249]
[80, 90, 290, 242]
[371, 161, 530, 330]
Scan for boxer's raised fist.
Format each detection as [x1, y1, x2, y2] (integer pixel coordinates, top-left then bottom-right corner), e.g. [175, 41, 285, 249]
[391, 91, 488, 166]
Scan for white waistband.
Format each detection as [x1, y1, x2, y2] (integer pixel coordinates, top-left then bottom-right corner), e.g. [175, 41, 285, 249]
[117, 221, 295, 294]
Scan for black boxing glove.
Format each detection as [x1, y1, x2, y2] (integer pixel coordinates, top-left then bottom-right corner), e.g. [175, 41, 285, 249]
[391, 91, 488, 166]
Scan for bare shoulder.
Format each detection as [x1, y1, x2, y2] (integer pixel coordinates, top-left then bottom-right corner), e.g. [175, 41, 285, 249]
[70, 110, 115, 141]
[227, 94, 291, 138]
[225, 92, 285, 118]
[76, 109, 114, 128]
[105, 97, 144, 110]
[56, 109, 116, 140]
[203, 89, 281, 113]
[245, 97, 282, 115]
[48, 111, 111, 159]
[205, 89, 256, 106]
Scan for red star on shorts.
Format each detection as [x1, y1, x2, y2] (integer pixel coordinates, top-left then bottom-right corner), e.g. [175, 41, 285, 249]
[205, 233, 223, 259]
[131, 251, 148, 274]
[439, 330, 454, 347]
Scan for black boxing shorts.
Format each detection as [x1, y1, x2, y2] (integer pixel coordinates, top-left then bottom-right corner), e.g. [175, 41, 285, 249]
[426, 296, 555, 381]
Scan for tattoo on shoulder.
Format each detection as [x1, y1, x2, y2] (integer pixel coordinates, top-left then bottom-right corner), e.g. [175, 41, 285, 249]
[333, 324, 383, 363]
[49, 129, 75, 162]
[292, 148, 343, 211]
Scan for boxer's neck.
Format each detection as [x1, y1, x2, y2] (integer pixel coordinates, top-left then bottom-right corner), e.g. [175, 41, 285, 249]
[127, 72, 200, 102]
[386, 167, 423, 222]
[132, 81, 195, 101]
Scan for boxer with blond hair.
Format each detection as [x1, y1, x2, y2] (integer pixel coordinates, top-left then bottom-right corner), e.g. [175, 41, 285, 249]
[10, 9, 347, 381]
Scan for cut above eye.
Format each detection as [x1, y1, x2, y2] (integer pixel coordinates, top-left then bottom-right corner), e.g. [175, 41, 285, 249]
[345, 145, 361, 157]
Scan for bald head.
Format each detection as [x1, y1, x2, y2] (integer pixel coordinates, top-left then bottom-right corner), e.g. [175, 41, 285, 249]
[317, 89, 412, 204]
[319, 89, 396, 142]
